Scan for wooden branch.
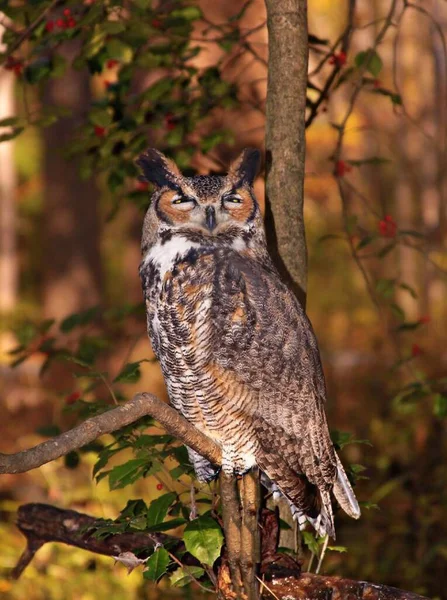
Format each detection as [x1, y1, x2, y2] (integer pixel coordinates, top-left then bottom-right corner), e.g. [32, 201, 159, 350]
[238, 470, 261, 600]
[220, 472, 245, 598]
[264, 0, 309, 306]
[12, 504, 428, 600]
[0, 392, 221, 475]
[11, 503, 181, 580]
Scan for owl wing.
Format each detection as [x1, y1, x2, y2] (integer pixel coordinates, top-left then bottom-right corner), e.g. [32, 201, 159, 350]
[210, 249, 359, 535]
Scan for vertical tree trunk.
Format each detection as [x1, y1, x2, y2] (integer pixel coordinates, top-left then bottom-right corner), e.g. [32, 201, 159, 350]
[0, 22, 18, 352]
[264, 0, 309, 306]
[42, 42, 102, 319]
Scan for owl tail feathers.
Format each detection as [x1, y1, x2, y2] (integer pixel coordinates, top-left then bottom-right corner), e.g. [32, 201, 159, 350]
[332, 453, 361, 520]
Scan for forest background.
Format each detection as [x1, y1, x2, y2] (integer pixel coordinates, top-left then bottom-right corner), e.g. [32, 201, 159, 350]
[0, 0, 446, 599]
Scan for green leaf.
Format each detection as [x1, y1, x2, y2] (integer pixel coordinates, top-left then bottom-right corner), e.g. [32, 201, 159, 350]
[146, 517, 187, 533]
[355, 49, 382, 77]
[106, 39, 133, 63]
[171, 6, 202, 21]
[347, 156, 390, 166]
[434, 394, 447, 418]
[100, 21, 126, 34]
[0, 127, 24, 142]
[143, 548, 170, 581]
[170, 566, 205, 587]
[147, 492, 177, 527]
[390, 303, 405, 321]
[375, 278, 395, 298]
[0, 117, 19, 127]
[89, 109, 112, 128]
[113, 361, 141, 383]
[108, 458, 149, 490]
[328, 545, 348, 553]
[183, 516, 224, 566]
[60, 307, 100, 332]
[24, 58, 52, 84]
[399, 283, 418, 299]
[302, 531, 320, 554]
[396, 320, 422, 332]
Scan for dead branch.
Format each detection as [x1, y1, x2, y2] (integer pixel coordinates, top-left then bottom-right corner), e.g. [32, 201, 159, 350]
[0, 392, 221, 475]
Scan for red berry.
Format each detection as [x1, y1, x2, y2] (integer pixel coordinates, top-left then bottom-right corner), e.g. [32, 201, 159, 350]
[106, 59, 119, 69]
[56, 18, 65, 28]
[329, 51, 347, 67]
[94, 126, 106, 137]
[156, 483, 163, 491]
[335, 160, 352, 178]
[164, 112, 176, 131]
[45, 20, 55, 32]
[65, 391, 81, 405]
[378, 215, 397, 238]
[411, 343, 423, 357]
[136, 181, 149, 191]
[373, 79, 381, 89]
[63, 8, 71, 16]
[67, 17, 76, 28]
[151, 18, 162, 28]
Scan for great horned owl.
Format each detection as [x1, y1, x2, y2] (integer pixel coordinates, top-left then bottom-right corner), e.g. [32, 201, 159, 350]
[137, 148, 360, 538]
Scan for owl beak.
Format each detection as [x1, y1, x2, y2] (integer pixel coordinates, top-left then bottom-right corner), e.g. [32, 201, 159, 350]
[204, 206, 217, 231]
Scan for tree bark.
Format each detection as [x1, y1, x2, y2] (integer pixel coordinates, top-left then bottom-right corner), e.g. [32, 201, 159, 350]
[264, 0, 309, 306]
[42, 41, 102, 319]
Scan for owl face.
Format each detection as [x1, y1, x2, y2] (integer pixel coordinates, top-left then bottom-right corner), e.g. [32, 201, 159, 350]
[136, 148, 263, 251]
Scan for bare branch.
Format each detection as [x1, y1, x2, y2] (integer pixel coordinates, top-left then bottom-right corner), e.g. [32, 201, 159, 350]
[0, 392, 221, 475]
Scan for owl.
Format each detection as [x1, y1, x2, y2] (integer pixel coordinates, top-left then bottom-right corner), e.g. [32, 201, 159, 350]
[137, 148, 360, 538]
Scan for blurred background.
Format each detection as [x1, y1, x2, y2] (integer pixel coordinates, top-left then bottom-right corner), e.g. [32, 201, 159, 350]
[0, 0, 446, 598]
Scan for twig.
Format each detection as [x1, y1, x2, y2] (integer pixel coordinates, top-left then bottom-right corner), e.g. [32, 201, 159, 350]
[0, 0, 62, 63]
[0, 392, 221, 474]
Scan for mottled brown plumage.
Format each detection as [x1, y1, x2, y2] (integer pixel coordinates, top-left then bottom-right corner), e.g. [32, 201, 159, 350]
[137, 148, 360, 538]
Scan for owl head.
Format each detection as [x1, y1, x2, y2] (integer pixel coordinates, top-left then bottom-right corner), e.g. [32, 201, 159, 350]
[136, 148, 263, 252]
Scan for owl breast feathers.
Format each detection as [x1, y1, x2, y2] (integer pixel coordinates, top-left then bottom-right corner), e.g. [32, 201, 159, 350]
[137, 147, 360, 538]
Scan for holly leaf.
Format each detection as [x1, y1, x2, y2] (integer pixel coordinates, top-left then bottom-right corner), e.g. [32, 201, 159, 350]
[143, 548, 170, 581]
[183, 516, 224, 566]
[355, 49, 382, 77]
[113, 361, 142, 383]
[170, 566, 205, 587]
[147, 492, 177, 527]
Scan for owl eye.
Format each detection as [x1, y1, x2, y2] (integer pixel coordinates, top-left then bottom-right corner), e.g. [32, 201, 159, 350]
[171, 194, 196, 207]
[223, 194, 243, 205]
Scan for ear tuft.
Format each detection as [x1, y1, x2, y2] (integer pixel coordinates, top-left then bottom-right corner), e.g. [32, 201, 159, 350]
[228, 148, 261, 186]
[136, 149, 182, 189]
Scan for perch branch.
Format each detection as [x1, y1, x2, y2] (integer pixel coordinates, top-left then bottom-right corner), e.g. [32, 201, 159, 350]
[0, 392, 221, 475]
[238, 470, 261, 600]
[220, 472, 245, 598]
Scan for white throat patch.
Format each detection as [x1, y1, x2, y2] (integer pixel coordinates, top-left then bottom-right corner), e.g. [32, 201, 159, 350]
[143, 236, 201, 279]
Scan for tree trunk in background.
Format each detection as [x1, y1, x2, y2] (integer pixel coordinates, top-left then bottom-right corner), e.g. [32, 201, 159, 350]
[0, 22, 18, 353]
[42, 42, 102, 320]
[264, 0, 308, 307]
[264, 0, 309, 554]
